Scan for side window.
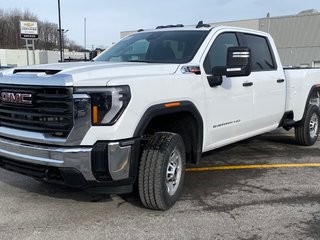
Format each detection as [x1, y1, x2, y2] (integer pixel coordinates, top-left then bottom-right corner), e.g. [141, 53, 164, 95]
[204, 33, 239, 74]
[243, 34, 276, 71]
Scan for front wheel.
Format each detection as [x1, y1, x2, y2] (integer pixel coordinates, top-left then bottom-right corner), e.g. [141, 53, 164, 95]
[138, 132, 186, 210]
[295, 104, 320, 146]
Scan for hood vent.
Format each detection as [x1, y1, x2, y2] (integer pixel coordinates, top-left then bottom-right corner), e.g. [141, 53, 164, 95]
[13, 69, 61, 75]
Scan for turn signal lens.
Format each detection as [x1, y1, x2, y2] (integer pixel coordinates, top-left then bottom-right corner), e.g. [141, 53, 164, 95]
[164, 102, 181, 108]
[92, 106, 98, 124]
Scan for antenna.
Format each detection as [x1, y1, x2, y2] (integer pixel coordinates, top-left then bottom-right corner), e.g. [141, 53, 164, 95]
[196, 21, 211, 28]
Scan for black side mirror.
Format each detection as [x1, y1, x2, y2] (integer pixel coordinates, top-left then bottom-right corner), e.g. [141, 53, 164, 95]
[225, 47, 251, 77]
[208, 47, 252, 87]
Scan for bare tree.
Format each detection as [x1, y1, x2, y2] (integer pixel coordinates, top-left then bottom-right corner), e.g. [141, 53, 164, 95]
[0, 8, 84, 51]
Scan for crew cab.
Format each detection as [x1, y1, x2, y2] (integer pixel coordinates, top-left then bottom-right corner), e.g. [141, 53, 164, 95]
[0, 22, 319, 210]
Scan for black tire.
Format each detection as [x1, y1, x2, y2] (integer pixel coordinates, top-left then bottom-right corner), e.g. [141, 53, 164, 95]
[295, 104, 320, 146]
[138, 132, 186, 210]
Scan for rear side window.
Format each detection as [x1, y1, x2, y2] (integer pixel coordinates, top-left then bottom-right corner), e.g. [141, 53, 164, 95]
[243, 34, 276, 71]
[204, 33, 239, 74]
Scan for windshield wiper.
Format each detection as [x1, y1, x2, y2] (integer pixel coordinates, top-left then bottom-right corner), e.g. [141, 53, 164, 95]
[127, 60, 151, 63]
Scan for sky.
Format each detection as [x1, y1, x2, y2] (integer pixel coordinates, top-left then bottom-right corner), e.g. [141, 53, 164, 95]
[1, 0, 319, 49]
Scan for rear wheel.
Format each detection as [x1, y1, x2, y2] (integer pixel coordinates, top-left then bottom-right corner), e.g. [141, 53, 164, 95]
[295, 104, 320, 146]
[138, 132, 186, 210]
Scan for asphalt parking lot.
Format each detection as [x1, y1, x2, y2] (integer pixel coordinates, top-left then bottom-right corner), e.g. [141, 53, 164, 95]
[1, 129, 320, 240]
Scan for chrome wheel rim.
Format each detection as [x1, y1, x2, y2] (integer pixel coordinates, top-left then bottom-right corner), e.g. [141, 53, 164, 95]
[309, 113, 319, 138]
[166, 147, 182, 196]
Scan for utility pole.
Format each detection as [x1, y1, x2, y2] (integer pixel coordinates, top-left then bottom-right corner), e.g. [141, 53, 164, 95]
[58, 0, 63, 62]
[266, 12, 271, 33]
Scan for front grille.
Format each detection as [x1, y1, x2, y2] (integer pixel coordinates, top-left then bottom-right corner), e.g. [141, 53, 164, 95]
[0, 85, 73, 137]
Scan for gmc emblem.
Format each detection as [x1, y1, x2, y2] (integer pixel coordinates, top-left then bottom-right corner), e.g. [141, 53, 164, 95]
[1, 92, 33, 105]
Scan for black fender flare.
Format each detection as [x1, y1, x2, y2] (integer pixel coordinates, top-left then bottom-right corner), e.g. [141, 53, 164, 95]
[281, 85, 320, 128]
[307, 85, 320, 102]
[133, 101, 204, 163]
[294, 85, 320, 126]
[304, 85, 320, 111]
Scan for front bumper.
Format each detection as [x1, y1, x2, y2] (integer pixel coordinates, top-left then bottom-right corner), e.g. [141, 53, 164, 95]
[0, 136, 140, 193]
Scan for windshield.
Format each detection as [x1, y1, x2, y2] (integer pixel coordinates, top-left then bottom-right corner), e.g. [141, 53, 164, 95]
[94, 30, 209, 64]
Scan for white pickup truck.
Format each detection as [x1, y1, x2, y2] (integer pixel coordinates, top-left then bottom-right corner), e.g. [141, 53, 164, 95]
[0, 23, 320, 210]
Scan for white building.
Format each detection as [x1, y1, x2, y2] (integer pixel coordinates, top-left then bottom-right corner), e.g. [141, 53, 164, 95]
[0, 49, 89, 67]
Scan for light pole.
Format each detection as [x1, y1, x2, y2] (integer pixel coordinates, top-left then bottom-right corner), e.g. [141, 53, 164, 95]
[57, 28, 68, 61]
[84, 17, 87, 60]
[61, 29, 69, 61]
[58, 0, 63, 62]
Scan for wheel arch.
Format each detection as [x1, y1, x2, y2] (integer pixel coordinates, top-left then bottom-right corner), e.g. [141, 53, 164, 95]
[134, 101, 203, 164]
[306, 85, 320, 108]
[298, 85, 320, 122]
[293, 85, 320, 125]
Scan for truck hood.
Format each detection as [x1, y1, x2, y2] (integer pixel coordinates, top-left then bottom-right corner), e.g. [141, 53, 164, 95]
[0, 62, 180, 86]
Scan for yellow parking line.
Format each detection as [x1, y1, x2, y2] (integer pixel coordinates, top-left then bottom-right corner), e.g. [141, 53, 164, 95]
[186, 163, 320, 172]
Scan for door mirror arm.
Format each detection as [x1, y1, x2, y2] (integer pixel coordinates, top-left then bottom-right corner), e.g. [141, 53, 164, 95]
[207, 66, 226, 87]
[207, 75, 223, 87]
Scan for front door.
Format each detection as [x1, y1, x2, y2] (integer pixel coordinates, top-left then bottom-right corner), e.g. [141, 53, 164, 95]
[200, 32, 255, 151]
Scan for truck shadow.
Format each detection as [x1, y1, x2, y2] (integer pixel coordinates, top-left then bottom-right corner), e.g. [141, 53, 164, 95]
[0, 131, 319, 209]
[0, 170, 113, 203]
[179, 131, 320, 212]
[121, 132, 307, 208]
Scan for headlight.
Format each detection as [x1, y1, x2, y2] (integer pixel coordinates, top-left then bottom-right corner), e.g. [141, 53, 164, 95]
[74, 86, 131, 126]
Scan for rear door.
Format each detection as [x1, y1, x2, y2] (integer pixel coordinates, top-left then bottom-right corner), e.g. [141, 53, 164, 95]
[241, 33, 286, 130]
